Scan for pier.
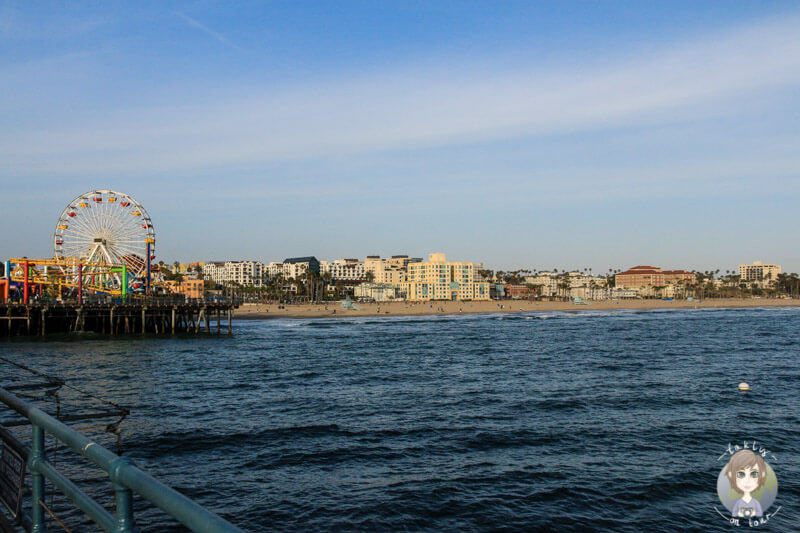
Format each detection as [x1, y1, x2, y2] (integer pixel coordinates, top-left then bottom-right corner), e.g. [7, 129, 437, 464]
[1, 301, 236, 337]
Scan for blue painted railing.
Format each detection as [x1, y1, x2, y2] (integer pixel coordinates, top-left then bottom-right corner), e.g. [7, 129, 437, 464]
[0, 386, 243, 532]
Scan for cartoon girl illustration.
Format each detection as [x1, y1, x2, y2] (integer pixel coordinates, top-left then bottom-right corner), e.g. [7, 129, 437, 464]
[724, 449, 767, 518]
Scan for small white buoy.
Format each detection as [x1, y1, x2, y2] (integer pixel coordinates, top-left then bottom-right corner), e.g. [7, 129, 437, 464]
[739, 382, 750, 392]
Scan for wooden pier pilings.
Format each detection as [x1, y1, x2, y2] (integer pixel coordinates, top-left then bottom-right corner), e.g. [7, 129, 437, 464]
[1, 303, 235, 337]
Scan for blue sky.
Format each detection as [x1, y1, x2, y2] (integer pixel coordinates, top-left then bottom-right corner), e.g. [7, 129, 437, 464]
[2, 1, 799, 272]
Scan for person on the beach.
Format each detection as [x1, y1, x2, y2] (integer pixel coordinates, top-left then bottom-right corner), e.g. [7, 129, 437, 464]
[725, 450, 767, 518]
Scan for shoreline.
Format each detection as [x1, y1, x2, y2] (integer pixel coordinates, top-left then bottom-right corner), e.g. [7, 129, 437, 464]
[233, 298, 800, 320]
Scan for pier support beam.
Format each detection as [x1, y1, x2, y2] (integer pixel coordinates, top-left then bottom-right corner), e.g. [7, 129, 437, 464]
[1, 303, 233, 337]
[24, 260, 30, 305]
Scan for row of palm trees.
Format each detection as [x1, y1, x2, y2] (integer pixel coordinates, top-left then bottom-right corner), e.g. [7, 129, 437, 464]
[223, 270, 379, 303]
[476, 267, 622, 300]
[475, 266, 800, 300]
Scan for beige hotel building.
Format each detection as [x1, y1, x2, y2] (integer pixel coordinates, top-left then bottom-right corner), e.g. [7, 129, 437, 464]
[401, 253, 490, 301]
[739, 261, 781, 286]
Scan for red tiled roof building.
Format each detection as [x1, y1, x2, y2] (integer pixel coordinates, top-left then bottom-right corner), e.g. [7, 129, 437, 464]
[615, 266, 695, 288]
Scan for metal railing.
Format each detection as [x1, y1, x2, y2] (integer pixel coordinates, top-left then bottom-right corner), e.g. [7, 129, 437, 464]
[0, 387, 243, 532]
[1, 295, 240, 306]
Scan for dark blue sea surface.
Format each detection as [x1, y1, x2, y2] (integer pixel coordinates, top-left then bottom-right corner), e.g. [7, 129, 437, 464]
[2, 307, 799, 531]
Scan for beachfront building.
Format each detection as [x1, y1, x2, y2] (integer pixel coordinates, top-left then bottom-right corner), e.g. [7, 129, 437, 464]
[169, 262, 205, 276]
[264, 256, 320, 279]
[265, 262, 291, 279]
[504, 284, 536, 299]
[203, 261, 264, 287]
[525, 272, 560, 298]
[615, 266, 695, 288]
[283, 257, 320, 276]
[613, 265, 695, 298]
[182, 262, 205, 279]
[321, 259, 366, 282]
[567, 273, 609, 300]
[363, 255, 411, 284]
[163, 279, 204, 300]
[610, 287, 639, 299]
[401, 253, 490, 301]
[354, 282, 399, 302]
[164, 262, 205, 280]
[738, 261, 781, 287]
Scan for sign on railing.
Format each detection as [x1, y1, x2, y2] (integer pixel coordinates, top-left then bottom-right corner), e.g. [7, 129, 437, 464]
[0, 440, 26, 519]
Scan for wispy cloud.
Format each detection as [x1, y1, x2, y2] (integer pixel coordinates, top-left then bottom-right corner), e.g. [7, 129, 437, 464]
[0, 3, 112, 42]
[176, 12, 244, 52]
[2, 14, 800, 179]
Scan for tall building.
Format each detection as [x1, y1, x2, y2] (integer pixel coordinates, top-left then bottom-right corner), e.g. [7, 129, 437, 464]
[739, 261, 781, 286]
[401, 253, 490, 301]
[363, 256, 409, 284]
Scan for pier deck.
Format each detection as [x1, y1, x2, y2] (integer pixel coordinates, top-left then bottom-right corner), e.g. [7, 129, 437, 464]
[1, 302, 235, 337]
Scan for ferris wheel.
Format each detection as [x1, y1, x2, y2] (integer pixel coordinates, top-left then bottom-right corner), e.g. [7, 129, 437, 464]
[54, 190, 156, 277]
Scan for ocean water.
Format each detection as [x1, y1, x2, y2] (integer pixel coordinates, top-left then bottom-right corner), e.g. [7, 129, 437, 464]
[1, 307, 799, 532]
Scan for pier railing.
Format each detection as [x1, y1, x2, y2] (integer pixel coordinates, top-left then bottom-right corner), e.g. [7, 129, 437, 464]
[8, 295, 242, 306]
[0, 386, 243, 532]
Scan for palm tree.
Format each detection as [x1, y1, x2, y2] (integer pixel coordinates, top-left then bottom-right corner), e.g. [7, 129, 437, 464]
[588, 279, 598, 300]
[526, 283, 543, 299]
[557, 272, 572, 300]
[320, 272, 333, 300]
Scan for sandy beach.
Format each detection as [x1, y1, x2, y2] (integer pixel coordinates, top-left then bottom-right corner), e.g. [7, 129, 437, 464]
[234, 298, 800, 319]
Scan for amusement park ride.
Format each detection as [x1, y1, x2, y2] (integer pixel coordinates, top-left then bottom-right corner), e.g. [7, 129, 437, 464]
[3, 190, 156, 304]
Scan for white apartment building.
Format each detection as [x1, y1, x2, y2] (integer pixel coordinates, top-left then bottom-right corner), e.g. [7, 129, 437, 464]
[322, 259, 366, 282]
[525, 272, 560, 298]
[354, 282, 399, 302]
[739, 261, 781, 287]
[203, 261, 264, 287]
[265, 261, 314, 280]
[611, 287, 639, 299]
[567, 273, 610, 300]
